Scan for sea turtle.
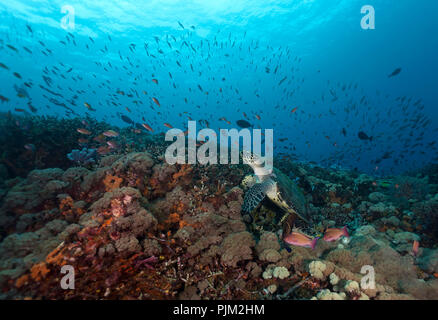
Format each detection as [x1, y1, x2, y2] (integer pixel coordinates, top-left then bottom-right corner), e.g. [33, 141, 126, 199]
[241, 151, 310, 225]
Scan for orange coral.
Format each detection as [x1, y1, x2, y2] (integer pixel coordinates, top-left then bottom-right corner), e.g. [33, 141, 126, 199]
[167, 213, 180, 224]
[169, 164, 193, 188]
[46, 245, 68, 266]
[15, 274, 29, 288]
[172, 164, 192, 180]
[179, 220, 188, 229]
[98, 217, 113, 233]
[103, 174, 123, 192]
[59, 196, 85, 217]
[59, 196, 74, 212]
[30, 262, 50, 281]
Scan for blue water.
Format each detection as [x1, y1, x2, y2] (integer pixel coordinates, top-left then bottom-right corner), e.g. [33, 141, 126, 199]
[1, 0, 437, 175]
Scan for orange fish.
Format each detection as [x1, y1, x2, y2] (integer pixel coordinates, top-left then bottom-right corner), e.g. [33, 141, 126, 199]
[255, 114, 261, 120]
[103, 130, 119, 137]
[142, 123, 153, 132]
[107, 140, 118, 149]
[164, 123, 172, 129]
[77, 128, 92, 135]
[323, 226, 349, 242]
[93, 134, 106, 143]
[291, 107, 298, 113]
[284, 230, 319, 249]
[412, 240, 420, 257]
[97, 146, 111, 155]
[152, 97, 160, 107]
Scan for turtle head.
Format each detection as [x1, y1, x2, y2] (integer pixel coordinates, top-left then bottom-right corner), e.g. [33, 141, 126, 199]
[241, 151, 273, 179]
[241, 151, 261, 168]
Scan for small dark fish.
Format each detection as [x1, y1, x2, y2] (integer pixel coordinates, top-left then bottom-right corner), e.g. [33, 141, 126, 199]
[341, 128, 347, 137]
[358, 131, 373, 141]
[236, 120, 252, 128]
[121, 114, 134, 124]
[388, 68, 402, 78]
[6, 44, 18, 53]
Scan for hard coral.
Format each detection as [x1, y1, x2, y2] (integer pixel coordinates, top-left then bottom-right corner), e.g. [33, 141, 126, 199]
[219, 231, 255, 267]
[103, 174, 123, 192]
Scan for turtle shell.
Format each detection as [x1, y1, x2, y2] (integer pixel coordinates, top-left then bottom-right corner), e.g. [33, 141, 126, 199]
[272, 167, 309, 222]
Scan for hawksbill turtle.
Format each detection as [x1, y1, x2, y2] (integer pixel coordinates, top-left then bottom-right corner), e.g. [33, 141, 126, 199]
[241, 151, 310, 225]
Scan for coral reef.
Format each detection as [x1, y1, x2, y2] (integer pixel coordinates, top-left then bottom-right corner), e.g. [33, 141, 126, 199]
[0, 129, 437, 300]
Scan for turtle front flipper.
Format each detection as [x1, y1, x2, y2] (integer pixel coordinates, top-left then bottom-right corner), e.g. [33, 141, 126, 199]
[242, 183, 267, 213]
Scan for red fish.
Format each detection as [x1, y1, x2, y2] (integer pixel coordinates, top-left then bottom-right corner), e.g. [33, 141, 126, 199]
[163, 123, 173, 129]
[323, 226, 349, 242]
[142, 123, 154, 132]
[107, 140, 118, 149]
[102, 130, 119, 137]
[77, 128, 92, 135]
[412, 240, 420, 257]
[152, 97, 161, 107]
[291, 107, 298, 113]
[284, 231, 319, 249]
